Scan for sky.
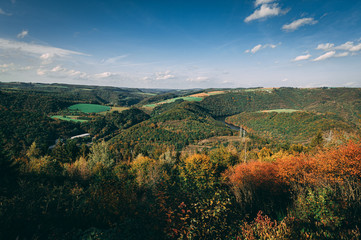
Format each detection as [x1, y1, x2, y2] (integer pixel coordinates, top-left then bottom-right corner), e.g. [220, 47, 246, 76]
[0, 0, 361, 89]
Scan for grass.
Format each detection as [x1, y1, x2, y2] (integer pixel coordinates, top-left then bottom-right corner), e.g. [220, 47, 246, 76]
[244, 88, 275, 93]
[99, 106, 129, 115]
[260, 109, 300, 113]
[207, 91, 225, 95]
[168, 96, 203, 102]
[143, 96, 204, 108]
[51, 115, 88, 123]
[143, 104, 157, 108]
[68, 104, 111, 113]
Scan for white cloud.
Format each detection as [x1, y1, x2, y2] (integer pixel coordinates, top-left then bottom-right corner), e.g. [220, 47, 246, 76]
[316, 41, 361, 52]
[101, 55, 128, 64]
[17, 30, 29, 39]
[246, 43, 278, 54]
[94, 72, 116, 78]
[0, 63, 15, 73]
[51, 65, 64, 72]
[335, 52, 349, 57]
[293, 54, 311, 62]
[245, 3, 288, 23]
[316, 43, 334, 51]
[251, 44, 262, 53]
[255, 0, 275, 7]
[0, 63, 14, 68]
[68, 70, 85, 77]
[40, 53, 56, 65]
[38, 65, 89, 79]
[339, 42, 361, 52]
[335, 41, 354, 51]
[186, 76, 209, 82]
[350, 43, 361, 52]
[37, 69, 46, 76]
[0, 8, 12, 16]
[0, 38, 87, 58]
[155, 71, 175, 80]
[313, 51, 336, 61]
[40, 53, 54, 60]
[282, 18, 318, 31]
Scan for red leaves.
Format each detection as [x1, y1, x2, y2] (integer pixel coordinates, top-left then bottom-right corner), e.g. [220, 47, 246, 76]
[227, 141, 361, 189]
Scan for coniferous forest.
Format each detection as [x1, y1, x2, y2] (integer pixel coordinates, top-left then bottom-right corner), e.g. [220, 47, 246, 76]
[1, 83, 361, 239]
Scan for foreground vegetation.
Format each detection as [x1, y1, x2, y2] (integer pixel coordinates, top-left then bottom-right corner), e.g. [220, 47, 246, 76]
[2, 140, 361, 239]
[1, 83, 361, 239]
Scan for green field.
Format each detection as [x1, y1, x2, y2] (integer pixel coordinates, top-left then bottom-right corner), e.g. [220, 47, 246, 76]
[143, 96, 203, 108]
[51, 115, 88, 123]
[260, 109, 300, 113]
[68, 104, 111, 113]
[165, 96, 203, 103]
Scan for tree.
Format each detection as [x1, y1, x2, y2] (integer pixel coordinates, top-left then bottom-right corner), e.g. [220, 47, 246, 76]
[26, 141, 41, 159]
[88, 140, 114, 170]
[310, 130, 324, 148]
[179, 154, 217, 193]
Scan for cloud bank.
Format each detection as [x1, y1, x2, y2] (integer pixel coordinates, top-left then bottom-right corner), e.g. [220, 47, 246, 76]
[0, 38, 87, 57]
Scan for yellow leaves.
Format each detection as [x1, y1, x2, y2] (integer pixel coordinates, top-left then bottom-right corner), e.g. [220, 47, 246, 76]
[64, 156, 91, 179]
[180, 153, 217, 191]
[257, 147, 273, 160]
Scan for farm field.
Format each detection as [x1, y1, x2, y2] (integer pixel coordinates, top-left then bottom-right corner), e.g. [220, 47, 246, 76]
[260, 109, 300, 113]
[99, 106, 129, 114]
[51, 115, 88, 123]
[68, 103, 111, 113]
[143, 91, 225, 108]
[143, 96, 203, 108]
[190, 90, 225, 98]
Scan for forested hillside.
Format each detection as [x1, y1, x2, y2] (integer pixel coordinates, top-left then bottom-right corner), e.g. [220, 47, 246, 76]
[200, 88, 361, 125]
[226, 111, 357, 143]
[1, 84, 361, 239]
[111, 102, 234, 160]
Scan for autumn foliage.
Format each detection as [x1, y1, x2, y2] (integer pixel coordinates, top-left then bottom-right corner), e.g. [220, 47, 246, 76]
[228, 141, 361, 189]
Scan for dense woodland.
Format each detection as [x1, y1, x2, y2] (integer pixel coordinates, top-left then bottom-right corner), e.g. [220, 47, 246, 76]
[1, 83, 361, 239]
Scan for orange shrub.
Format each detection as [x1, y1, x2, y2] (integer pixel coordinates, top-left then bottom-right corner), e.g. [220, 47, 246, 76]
[225, 142, 361, 217]
[276, 141, 361, 186]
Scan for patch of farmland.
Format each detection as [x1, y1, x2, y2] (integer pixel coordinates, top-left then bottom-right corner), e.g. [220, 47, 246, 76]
[207, 91, 225, 95]
[99, 106, 129, 115]
[68, 104, 111, 113]
[260, 109, 300, 113]
[51, 115, 88, 123]
[143, 96, 203, 108]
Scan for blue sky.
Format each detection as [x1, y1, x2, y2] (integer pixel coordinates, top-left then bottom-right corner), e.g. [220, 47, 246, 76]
[0, 0, 361, 89]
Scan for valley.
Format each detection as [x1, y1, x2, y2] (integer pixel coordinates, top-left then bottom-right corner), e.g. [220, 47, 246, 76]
[1, 82, 361, 239]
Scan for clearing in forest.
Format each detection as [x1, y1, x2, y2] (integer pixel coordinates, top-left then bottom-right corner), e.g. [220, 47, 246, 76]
[51, 115, 88, 123]
[143, 96, 203, 108]
[260, 109, 300, 113]
[143, 91, 224, 108]
[68, 104, 111, 113]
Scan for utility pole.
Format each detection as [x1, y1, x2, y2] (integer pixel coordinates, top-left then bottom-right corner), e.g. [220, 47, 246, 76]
[244, 135, 247, 162]
[240, 126, 247, 162]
